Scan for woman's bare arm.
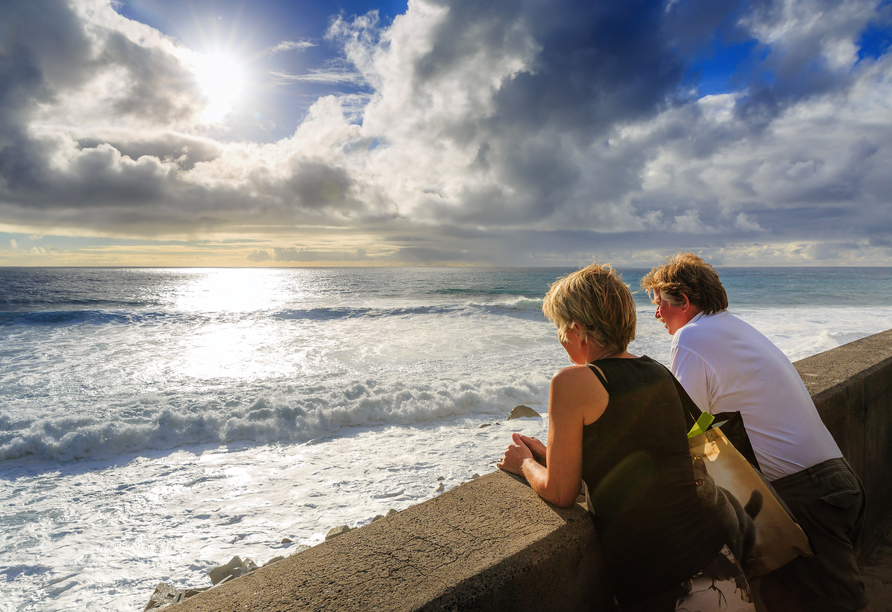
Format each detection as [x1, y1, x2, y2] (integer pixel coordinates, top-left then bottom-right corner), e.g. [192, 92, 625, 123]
[498, 365, 606, 508]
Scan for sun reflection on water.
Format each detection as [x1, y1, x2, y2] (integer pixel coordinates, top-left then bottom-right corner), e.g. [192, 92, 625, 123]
[168, 269, 311, 380]
[173, 268, 295, 313]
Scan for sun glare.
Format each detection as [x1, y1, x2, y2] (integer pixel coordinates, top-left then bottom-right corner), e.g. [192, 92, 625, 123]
[192, 53, 244, 120]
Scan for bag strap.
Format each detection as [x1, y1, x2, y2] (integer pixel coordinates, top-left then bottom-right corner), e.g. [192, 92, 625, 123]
[675, 376, 715, 436]
[654, 362, 715, 436]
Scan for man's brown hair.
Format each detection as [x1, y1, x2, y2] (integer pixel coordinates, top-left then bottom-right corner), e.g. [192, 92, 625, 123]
[542, 263, 636, 355]
[639, 253, 728, 314]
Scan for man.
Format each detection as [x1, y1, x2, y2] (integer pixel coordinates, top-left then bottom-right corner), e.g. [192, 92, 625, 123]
[640, 253, 870, 612]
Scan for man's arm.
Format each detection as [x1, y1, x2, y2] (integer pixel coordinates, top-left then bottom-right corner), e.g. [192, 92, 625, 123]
[670, 347, 716, 414]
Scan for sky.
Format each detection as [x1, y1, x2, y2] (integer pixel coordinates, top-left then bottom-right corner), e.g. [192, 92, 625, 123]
[1, 0, 891, 267]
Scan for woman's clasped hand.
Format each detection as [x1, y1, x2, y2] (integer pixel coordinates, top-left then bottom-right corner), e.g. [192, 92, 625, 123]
[497, 433, 545, 474]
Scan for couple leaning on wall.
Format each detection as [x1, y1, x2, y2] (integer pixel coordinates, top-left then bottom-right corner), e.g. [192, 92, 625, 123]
[497, 253, 870, 612]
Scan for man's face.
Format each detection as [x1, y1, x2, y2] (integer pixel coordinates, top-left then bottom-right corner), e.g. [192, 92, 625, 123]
[653, 289, 690, 336]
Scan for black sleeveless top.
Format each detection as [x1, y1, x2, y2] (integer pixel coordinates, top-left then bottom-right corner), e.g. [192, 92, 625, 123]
[583, 356, 724, 607]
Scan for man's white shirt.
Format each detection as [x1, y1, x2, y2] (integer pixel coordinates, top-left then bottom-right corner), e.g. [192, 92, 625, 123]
[669, 310, 841, 481]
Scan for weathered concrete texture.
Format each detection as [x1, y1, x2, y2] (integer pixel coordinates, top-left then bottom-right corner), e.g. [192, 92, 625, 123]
[795, 329, 892, 555]
[171, 471, 612, 612]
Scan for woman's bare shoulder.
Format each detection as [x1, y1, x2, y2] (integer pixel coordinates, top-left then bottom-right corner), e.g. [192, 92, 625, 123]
[550, 364, 608, 425]
[551, 364, 606, 399]
[552, 363, 596, 383]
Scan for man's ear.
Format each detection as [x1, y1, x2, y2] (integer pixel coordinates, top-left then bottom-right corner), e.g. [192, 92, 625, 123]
[679, 294, 692, 311]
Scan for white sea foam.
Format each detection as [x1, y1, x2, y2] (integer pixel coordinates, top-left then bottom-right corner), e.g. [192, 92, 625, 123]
[0, 413, 550, 612]
[0, 372, 551, 463]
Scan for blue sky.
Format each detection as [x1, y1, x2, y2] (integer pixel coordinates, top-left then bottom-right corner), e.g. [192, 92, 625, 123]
[1, 0, 891, 266]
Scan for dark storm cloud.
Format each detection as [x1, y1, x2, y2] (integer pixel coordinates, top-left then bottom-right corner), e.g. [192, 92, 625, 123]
[0, 0, 208, 222]
[0, 0, 91, 191]
[397, 246, 471, 263]
[272, 247, 368, 261]
[661, 0, 766, 54]
[279, 161, 357, 211]
[378, 0, 727, 224]
[98, 31, 204, 122]
[75, 134, 223, 171]
[732, 0, 881, 126]
[488, 0, 685, 135]
[0, 147, 368, 237]
[0, 0, 201, 126]
[378, 225, 745, 267]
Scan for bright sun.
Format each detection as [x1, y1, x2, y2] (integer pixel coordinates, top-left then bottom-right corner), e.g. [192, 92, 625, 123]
[192, 53, 244, 119]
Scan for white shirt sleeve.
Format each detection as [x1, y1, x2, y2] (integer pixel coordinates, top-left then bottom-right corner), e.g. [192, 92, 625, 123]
[670, 345, 716, 415]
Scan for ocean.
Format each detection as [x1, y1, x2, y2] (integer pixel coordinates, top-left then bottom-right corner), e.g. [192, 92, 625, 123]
[1, 266, 891, 611]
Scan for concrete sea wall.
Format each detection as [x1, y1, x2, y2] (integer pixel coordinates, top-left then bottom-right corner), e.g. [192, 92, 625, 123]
[170, 329, 892, 612]
[794, 328, 892, 556]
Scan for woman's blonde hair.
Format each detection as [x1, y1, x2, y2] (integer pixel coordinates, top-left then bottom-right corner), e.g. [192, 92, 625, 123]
[542, 263, 636, 354]
[639, 252, 728, 314]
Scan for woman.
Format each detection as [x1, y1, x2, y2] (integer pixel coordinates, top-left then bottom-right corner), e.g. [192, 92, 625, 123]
[497, 264, 754, 611]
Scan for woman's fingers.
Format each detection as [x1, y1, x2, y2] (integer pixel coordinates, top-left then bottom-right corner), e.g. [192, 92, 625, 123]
[498, 441, 534, 475]
[514, 434, 539, 450]
[515, 434, 546, 454]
